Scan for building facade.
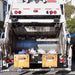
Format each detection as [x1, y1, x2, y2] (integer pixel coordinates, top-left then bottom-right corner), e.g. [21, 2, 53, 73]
[0, 0, 7, 21]
[71, 0, 75, 6]
[64, 0, 75, 6]
[64, 0, 72, 5]
[71, 0, 75, 18]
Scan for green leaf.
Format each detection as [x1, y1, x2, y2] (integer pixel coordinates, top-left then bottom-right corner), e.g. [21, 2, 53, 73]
[66, 18, 75, 33]
[64, 4, 75, 19]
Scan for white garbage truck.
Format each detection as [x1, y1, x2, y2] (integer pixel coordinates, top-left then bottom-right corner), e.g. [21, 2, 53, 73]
[0, 0, 72, 71]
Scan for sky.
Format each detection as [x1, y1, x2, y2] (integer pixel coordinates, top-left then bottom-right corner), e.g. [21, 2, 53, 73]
[4, 0, 7, 2]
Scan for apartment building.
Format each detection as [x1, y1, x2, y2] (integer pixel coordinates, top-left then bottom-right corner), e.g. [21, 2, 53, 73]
[0, 0, 7, 21]
[64, 0, 72, 5]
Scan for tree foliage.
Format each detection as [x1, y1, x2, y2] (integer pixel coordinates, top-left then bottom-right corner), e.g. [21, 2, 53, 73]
[65, 4, 75, 33]
[64, 4, 75, 19]
[66, 17, 75, 33]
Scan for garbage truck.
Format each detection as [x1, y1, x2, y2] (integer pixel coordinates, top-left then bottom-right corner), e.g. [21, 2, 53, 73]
[0, 0, 72, 71]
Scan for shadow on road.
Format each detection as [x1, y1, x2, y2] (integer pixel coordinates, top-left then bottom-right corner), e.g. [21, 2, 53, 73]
[56, 71, 70, 75]
[72, 47, 75, 71]
[72, 57, 75, 71]
[32, 71, 49, 75]
[19, 71, 30, 75]
[19, 71, 49, 75]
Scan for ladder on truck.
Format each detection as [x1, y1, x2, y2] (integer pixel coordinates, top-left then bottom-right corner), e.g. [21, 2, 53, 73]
[4, 0, 13, 57]
[0, 1, 13, 70]
[0, 46, 2, 71]
[0, 33, 5, 71]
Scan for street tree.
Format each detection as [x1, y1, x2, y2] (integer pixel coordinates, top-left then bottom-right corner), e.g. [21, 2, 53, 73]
[64, 4, 75, 19]
[66, 17, 75, 33]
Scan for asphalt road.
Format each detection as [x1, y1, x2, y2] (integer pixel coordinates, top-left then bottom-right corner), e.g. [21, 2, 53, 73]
[0, 70, 75, 75]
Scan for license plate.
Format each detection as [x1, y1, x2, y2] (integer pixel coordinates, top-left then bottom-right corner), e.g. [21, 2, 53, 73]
[46, 56, 54, 61]
[19, 60, 25, 62]
[47, 59, 53, 61]
[46, 57, 54, 59]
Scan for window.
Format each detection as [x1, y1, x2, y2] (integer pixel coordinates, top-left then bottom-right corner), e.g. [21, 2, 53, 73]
[4, 5, 7, 19]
